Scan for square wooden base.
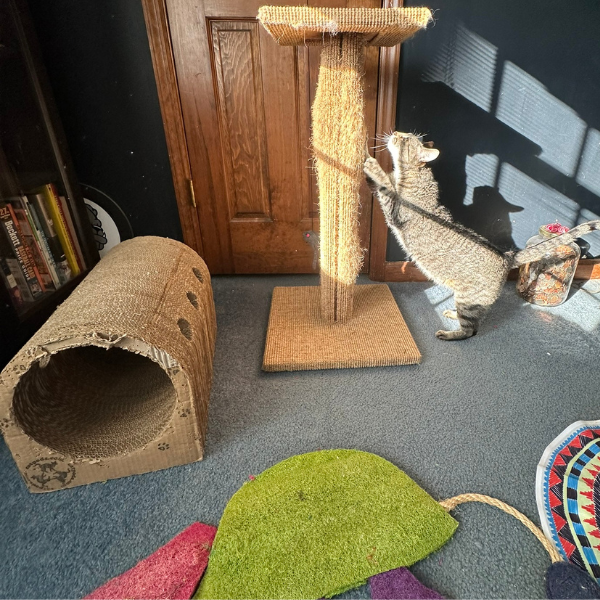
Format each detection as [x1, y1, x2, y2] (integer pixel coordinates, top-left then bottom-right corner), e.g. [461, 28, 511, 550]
[262, 284, 421, 371]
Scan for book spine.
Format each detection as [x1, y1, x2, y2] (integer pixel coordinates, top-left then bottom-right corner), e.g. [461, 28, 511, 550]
[0, 211, 32, 305]
[36, 184, 80, 276]
[24, 197, 62, 289]
[57, 194, 86, 271]
[29, 192, 71, 285]
[8, 197, 54, 292]
[0, 203, 43, 298]
[2, 258, 33, 308]
[0, 256, 26, 308]
[5, 201, 46, 292]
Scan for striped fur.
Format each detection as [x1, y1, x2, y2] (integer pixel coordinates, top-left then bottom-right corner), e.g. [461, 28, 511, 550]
[512, 222, 600, 266]
[364, 132, 596, 340]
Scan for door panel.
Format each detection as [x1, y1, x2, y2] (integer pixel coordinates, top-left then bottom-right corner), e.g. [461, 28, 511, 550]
[210, 20, 271, 221]
[166, 0, 379, 273]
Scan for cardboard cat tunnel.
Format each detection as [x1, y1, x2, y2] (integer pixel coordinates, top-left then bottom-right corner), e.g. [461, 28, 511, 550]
[0, 237, 216, 493]
[259, 6, 430, 371]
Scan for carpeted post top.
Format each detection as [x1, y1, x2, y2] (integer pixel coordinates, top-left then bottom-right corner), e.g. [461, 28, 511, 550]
[258, 6, 432, 46]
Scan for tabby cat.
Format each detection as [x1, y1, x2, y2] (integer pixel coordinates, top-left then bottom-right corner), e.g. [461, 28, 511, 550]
[364, 132, 599, 340]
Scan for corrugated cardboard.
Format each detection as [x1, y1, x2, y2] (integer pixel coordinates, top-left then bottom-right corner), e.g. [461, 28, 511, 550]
[0, 236, 216, 492]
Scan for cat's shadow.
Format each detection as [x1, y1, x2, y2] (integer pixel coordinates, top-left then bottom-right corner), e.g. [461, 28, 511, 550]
[454, 185, 524, 252]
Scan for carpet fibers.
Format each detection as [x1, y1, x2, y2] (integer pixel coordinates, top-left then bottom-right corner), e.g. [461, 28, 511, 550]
[1, 275, 599, 599]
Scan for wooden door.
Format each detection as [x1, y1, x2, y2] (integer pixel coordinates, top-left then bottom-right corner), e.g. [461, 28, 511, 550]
[154, 0, 380, 274]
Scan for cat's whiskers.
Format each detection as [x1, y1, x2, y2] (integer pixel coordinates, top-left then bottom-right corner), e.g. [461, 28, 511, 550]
[375, 131, 392, 143]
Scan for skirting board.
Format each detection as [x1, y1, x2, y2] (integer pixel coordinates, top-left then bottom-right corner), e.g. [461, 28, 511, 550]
[262, 284, 421, 372]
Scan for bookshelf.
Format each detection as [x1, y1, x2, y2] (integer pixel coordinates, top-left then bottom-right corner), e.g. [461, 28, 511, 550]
[0, 0, 99, 367]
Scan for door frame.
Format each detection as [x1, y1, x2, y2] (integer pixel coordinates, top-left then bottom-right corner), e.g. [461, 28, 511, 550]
[141, 0, 203, 258]
[142, 0, 409, 279]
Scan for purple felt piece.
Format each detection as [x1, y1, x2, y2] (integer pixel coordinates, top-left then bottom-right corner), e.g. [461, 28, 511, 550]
[370, 567, 445, 600]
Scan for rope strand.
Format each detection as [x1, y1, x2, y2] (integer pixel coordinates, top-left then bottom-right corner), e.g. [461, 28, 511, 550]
[440, 493, 562, 564]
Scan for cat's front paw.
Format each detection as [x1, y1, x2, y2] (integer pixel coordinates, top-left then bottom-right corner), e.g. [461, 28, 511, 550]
[363, 157, 380, 177]
[364, 157, 389, 191]
[435, 329, 453, 340]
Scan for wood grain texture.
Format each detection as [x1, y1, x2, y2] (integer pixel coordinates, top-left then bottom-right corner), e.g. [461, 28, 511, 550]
[147, 0, 389, 273]
[384, 261, 429, 282]
[369, 0, 401, 281]
[141, 0, 203, 257]
[210, 21, 270, 220]
[296, 45, 317, 224]
[356, 0, 380, 272]
[257, 18, 308, 226]
[165, 0, 234, 272]
[574, 258, 600, 279]
[165, 0, 319, 273]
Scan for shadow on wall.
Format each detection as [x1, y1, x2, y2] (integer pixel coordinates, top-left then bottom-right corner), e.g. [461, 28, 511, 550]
[457, 185, 523, 252]
[390, 4, 600, 261]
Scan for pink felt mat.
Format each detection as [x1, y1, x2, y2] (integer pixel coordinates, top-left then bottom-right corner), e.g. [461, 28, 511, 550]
[85, 522, 217, 600]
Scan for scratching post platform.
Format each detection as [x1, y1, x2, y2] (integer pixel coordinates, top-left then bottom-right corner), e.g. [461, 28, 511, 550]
[0, 237, 216, 492]
[259, 6, 430, 371]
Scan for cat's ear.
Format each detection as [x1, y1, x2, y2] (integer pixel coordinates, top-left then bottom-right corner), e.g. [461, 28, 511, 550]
[419, 147, 440, 162]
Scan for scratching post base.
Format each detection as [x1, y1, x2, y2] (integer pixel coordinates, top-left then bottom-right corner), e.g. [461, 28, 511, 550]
[262, 285, 421, 372]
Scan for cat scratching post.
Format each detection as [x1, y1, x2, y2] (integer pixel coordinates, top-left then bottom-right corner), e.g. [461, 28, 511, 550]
[259, 6, 430, 371]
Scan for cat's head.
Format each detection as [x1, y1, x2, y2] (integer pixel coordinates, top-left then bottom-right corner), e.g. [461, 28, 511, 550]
[387, 132, 439, 168]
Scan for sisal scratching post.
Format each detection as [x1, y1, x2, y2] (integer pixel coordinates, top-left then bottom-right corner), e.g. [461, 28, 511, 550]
[313, 32, 366, 323]
[259, 6, 431, 371]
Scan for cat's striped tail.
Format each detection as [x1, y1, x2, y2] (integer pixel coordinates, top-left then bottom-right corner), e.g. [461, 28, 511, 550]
[511, 220, 600, 267]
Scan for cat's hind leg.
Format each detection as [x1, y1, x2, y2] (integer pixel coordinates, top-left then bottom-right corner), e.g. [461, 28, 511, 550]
[442, 309, 458, 319]
[436, 302, 488, 341]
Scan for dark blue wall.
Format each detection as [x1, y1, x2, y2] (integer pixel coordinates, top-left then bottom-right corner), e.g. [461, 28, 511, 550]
[28, 0, 183, 242]
[389, 0, 600, 260]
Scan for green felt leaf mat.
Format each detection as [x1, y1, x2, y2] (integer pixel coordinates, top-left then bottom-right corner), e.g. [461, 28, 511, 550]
[196, 449, 457, 599]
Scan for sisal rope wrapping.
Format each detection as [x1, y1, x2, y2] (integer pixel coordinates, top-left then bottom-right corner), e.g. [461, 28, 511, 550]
[440, 493, 563, 564]
[257, 6, 432, 46]
[312, 33, 366, 323]
[258, 5, 429, 335]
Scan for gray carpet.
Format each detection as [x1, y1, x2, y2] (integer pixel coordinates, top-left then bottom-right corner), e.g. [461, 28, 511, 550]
[1, 274, 599, 599]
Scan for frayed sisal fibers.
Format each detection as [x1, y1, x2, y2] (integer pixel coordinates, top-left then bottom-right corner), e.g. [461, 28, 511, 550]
[195, 450, 457, 599]
[312, 31, 365, 322]
[257, 6, 433, 47]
